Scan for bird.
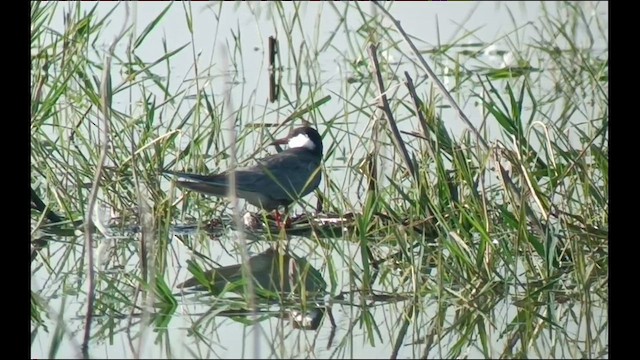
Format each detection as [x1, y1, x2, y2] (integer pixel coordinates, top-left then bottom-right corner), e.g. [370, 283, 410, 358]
[176, 247, 327, 297]
[164, 125, 323, 227]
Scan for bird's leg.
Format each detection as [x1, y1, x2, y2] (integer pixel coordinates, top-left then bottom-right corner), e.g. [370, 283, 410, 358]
[283, 205, 292, 229]
[273, 205, 292, 230]
[274, 209, 283, 229]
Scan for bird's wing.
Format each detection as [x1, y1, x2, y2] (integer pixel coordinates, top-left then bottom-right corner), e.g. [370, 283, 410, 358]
[163, 148, 321, 202]
[234, 148, 322, 201]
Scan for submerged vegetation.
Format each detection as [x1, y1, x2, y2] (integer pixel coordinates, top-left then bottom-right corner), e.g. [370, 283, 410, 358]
[31, 1, 607, 359]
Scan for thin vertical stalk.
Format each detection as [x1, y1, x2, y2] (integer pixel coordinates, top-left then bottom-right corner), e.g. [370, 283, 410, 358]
[81, 7, 129, 358]
[368, 43, 417, 181]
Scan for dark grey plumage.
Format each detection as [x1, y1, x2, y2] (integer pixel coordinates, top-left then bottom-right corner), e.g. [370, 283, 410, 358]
[164, 126, 323, 211]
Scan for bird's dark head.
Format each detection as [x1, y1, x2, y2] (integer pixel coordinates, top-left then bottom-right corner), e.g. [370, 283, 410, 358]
[272, 126, 323, 156]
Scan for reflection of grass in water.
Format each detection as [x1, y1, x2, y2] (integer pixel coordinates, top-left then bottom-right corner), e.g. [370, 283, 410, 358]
[31, 1, 607, 358]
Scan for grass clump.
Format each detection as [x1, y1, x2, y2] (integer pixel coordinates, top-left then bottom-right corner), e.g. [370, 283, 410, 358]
[31, 2, 607, 359]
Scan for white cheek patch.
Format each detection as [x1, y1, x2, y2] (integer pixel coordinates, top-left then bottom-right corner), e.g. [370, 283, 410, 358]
[288, 133, 315, 150]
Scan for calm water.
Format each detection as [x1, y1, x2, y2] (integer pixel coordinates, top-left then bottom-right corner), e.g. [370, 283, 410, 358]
[31, 2, 608, 358]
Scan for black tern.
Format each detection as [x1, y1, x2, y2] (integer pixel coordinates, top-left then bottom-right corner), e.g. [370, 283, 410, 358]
[164, 125, 323, 226]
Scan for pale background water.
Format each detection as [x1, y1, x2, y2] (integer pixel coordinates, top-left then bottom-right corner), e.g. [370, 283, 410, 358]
[31, 2, 608, 358]
[34, 1, 608, 210]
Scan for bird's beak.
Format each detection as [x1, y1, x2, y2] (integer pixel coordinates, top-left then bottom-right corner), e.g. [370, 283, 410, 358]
[270, 135, 290, 146]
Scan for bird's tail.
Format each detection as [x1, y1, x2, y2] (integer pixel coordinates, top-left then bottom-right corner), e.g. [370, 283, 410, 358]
[162, 170, 229, 196]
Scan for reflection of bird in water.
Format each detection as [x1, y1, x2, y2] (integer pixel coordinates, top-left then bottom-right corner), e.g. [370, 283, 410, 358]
[176, 248, 327, 297]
